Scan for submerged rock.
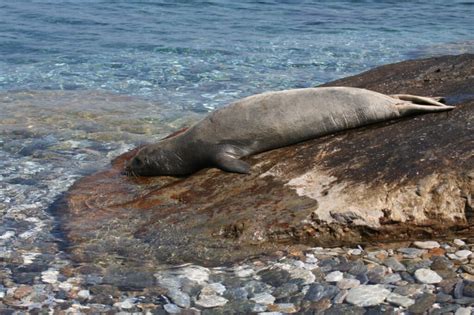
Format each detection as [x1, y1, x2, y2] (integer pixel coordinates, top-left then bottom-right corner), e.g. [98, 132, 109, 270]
[60, 54, 474, 267]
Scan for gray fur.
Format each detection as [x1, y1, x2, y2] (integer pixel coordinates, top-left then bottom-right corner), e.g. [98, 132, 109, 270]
[124, 87, 453, 176]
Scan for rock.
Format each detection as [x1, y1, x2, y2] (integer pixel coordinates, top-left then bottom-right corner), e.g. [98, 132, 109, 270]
[383, 257, 406, 272]
[455, 250, 473, 259]
[325, 271, 343, 282]
[163, 303, 182, 314]
[267, 303, 299, 313]
[454, 239, 466, 246]
[272, 283, 299, 299]
[455, 307, 472, 315]
[167, 288, 191, 308]
[324, 304, 365, 315]
[431, 256, 454, 270]
[250, 292, 275, 305]
[414, 268, 442, 284]
[337, 278, 360, 290]
[304, 283, 339, 302]
[195, 295, 228, 308]
[115, 298, 135, 310]
[258, 269, 290, 287]
[436, 292, 453, 303]
[386, 292, 415, 308]
[345, 285, 391, 307]
[77, 289, 90, 300]
[288, 268, 315, 285]
[59, 55, 474, 268]
[413, 241, 440, 249]
[398, 248, 426, 259]
[381, 273, 402, 284]
[367, 266, 387, 284]
[463, 281, 474, 297]
[408, 293, 436, 314]
[13, 285, 33, 299]
[41, 269, 58, 284]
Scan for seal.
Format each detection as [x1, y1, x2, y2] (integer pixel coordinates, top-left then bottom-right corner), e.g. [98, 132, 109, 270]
[124, 87, 453, 176]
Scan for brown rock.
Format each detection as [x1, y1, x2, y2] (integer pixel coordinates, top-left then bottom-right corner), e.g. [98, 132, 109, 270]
[59, 54, 474, 266]
[13, 285, 33, 300]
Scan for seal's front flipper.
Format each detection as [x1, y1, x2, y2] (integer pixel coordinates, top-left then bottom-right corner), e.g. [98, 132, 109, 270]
[214, 153, 251, 174]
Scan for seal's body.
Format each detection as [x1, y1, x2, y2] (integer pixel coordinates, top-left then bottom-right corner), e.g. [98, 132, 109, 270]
[124, 87, 453, 176]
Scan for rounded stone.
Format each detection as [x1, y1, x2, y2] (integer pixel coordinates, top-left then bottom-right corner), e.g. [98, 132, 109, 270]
[386, 292, 415, 308]
[167, 288, 191, 308]
[304, 283, 339, 302]
[383, 257, 406, 272]
[163, 303, 182, 314]
[414, 268, 442, 284]
[325, 271, 344, 282]
[337, 278, 360, 290]
[454, 239, 466, 246]
[195, 295, 228, 308]
[413, 241, 440, 249]
[345, 285, 391, 307]
[250, 292, 275, 305]
[455, 250, 473, 259]
[455, 307, 472, 315]
[463, 282, 474, 297]
[408, 293, 436, 314]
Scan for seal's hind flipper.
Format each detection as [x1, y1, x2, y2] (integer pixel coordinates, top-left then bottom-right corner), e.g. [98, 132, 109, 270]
[214, 153, 251, 174]
[390, 94, 448, 107]
[397, 103, 455, 116]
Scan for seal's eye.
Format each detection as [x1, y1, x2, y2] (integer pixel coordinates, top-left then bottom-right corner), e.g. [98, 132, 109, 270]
[132, 157, 144, 167]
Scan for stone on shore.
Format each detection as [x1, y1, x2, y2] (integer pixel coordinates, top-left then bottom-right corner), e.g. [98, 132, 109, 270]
[60, 54, 474, 268]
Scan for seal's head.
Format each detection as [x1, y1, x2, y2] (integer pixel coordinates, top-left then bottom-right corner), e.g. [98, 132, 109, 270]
[123, 143, 192, 177]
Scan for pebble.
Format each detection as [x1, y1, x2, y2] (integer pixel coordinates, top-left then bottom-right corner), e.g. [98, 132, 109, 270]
[455, 250, 473, 259]
[288, 268, 315, 284]
[272, 283, 299, 298]
[77, 289, 90, 300]
[195, 295, 228, 308]
[168, 288, 191, 308]
[455, 307, 472, 315]
[454, 239, 466, 246]
[337, 278, 360, 290]
[463, 282, 474, 297]
[325, 271, 343, 282]
[408, 293, 436, 314]
[267, 303, 299, 313]
[348, 249, 363, 256]
[381, 273, 402, 284]
[115, 298, 135, 310]
[413, 241, 440, 249]
[250, 292, 276, 305]
[383, 257, 406, 272]
[414, 268, 443, 284]
[304, 283, 339, 302]
[398, 248, 426, 258]
[386, 292, 415, 308]
[345, 285, 391, 307]
[41, 269, 59, 284]
[163, 303, 182, 314]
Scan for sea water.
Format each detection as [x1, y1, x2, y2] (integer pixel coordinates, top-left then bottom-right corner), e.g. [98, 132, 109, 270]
[0, 0, 473, 272]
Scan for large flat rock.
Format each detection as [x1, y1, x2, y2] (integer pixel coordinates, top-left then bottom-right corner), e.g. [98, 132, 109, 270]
[60, 54, 473, 266]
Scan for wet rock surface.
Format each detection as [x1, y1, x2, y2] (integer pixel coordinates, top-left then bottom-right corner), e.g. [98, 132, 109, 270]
[62, 54, 474, 266]
[1, 55, 473, 313]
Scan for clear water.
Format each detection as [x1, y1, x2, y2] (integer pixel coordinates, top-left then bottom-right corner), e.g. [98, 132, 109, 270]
[0, 1, 473, 272]
[1, 1, 474, 111]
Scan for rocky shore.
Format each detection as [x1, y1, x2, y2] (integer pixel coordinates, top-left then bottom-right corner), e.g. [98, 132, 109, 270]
[0, 54, 473, 314]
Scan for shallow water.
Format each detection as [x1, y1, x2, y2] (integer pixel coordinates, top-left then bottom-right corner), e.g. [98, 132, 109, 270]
[0, 0, 474, 297]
